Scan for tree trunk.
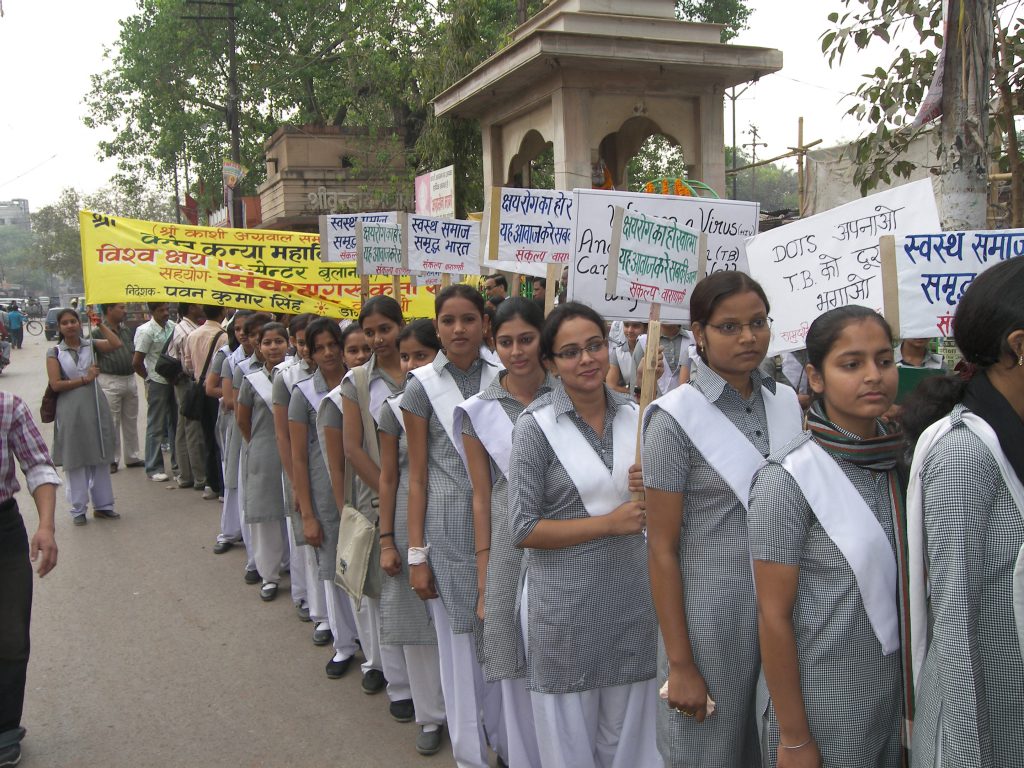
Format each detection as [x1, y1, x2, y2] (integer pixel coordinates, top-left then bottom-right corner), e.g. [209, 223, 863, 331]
[935, 0, 994, 230]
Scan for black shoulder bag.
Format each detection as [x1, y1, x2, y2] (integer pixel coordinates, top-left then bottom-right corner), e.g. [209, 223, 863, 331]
[154, 329, 184, 384]
[181, 331, 225, 420]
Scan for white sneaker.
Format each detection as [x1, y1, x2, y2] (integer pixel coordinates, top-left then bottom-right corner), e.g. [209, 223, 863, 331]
[149, 472, 169, 482]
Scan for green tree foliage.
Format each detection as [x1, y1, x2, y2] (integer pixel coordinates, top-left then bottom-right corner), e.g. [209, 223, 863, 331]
[626, 135, 689, 191]
[821, 1, 1022, 194]
[676, 0, 752, 42]
[725, 147, 798, 211]
[85, 0, 753, 218]
[30, 189, 84, 281]
[84, 0, 548, 218]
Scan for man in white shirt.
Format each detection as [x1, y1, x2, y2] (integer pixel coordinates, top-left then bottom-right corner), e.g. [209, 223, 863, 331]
[132, 303, 176, 482]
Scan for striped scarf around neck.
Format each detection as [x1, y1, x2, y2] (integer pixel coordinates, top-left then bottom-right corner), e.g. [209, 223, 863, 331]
[806, 400, 903, 471]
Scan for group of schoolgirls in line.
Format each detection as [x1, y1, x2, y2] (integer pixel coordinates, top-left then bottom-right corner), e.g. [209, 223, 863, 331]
[197, 256, 1022, 768]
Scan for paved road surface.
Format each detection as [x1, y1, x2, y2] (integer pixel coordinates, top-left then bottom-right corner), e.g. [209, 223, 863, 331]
[5, 334, 457, 767]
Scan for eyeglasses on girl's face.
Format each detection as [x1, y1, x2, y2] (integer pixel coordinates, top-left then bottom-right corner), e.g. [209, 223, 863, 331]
[704, 317, 772, 336]
[551, 340, 607, 361]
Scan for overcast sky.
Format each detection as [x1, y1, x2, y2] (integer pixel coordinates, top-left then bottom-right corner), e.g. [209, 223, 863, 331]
[0, 0, 938, 211]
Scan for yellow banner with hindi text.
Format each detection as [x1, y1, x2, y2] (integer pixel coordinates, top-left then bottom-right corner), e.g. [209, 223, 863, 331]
[79, 211, 440, 319]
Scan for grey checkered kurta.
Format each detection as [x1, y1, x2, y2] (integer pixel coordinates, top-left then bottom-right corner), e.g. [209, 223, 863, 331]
[211, 347, 229, 456]
[462, 373, 554, 682]
[377, 399, 437, 646]
[272, 361, 312, 547]
[641, 359, 774, 768]
[339, 357, 402, 515]
[912, 405, 1024, 768]
[749, 431, 902, 768]
[401, 352, 489, 635]
[237, 368, 285, 524]
[232, 355, 260, 511]
[288, 369, 340, 582]
[224, 353, 257, 492]
[508, 382, 656, 694]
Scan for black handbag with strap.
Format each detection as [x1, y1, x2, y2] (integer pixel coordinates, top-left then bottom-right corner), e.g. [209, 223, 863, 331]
[154, 329, 183, 384]
[180, 331, 224, 420]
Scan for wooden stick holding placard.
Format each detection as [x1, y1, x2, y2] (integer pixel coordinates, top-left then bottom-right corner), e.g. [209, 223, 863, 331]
[392, 276, 402, 300]
[355, 220, 370, 303]
[878, 235, 900, 332]
[607, 204, 706, 501]
[544, 263, 559, 316]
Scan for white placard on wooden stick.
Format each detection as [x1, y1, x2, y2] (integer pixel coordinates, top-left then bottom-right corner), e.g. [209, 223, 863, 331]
[884, 228, 1024, 338]
[320, 212, 398, 262]
[487, 187, 575, 265]
[402, 213, 481, 275]
[568, 189, 759, 323]
[745, 178, 940, 354]
[356, 220, 412, 277]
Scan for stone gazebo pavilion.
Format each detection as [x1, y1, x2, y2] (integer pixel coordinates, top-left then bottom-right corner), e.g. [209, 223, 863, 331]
[433, 0, 783, 203]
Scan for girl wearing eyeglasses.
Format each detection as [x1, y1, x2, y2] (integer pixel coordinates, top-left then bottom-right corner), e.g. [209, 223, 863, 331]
[644, 272, 802, 768]
[403, 284, 504, 768]
[749, 306, 905, 768]
[508, 301, 658, 768]
[455, 297, 554, 768]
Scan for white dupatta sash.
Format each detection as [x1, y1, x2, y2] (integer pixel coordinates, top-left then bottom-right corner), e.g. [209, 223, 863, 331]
[644, 382, 802, 512]
[453, 396, 514, 479]
[781, 439, 900, 655]
[244, 368, 274, 410]
[343, 366, 392, 426]
[386, 394, 405, 430]
[296, 376, 328, 413]
[907, 412, 1024, 689]
[57, 341, 94, 380]
[410, 360, 500, 451]
[532, 400, 638, 518]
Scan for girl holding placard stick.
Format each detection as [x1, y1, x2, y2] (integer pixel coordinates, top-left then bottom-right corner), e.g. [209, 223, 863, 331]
[456, 297, 553, 768]
[508, 301, 658, 768]
[749, 306, 905, 768]
[403, 284, 503, 768]
[644, 272, 802, 768]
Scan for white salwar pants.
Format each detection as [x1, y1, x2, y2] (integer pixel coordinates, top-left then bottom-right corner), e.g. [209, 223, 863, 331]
[403, 643, 446, 727]
[236, 463, 255, 571]
[64, 465, 115, 517]
[324, 580, 360, 659]
[285, 517, 307, 605]
[502, 677, 541, 768]
[429, 598, 491, 768]
[217, 485, 242, 544]
[303, 548, 326, 623]
[250, 518, 286, 585]
[349, 595, 411, 701]
[530, 680, 662, 768]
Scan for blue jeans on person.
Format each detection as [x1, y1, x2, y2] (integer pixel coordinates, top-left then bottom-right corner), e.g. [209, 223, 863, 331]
[144, 380, 175, 476]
